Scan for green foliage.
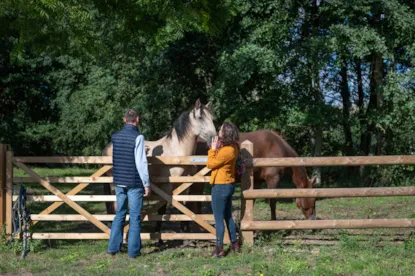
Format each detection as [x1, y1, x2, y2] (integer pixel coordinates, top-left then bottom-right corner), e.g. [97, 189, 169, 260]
[0, 0, 415, 185]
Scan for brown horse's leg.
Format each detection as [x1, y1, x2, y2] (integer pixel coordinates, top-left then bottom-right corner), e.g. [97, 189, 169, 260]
[103, 168, 117, 214]
[264, 169, 281, 221]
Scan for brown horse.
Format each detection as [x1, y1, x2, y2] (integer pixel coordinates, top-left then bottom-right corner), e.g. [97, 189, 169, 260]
[190, 130, 317, 221]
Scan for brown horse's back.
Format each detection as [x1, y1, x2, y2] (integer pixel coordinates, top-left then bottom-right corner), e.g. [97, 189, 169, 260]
[193, 129, 316, 220]
[196, 130, 300, 180]
[239, 130, 298, 159]
[196, 130, 298, 157]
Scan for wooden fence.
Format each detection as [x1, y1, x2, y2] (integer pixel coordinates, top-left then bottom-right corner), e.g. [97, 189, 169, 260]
[1, 142, 415, 245]
[239, 141, 415, 243]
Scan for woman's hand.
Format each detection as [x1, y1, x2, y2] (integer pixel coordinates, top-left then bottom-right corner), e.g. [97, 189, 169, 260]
[211, 136, 219, 150]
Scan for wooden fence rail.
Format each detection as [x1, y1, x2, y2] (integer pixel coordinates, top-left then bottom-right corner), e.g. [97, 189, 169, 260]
[13, 176, 211, 183]
[12, 195, 212, 202]
[241, 219, 415, 230]
[0, 144, 7, 236]
[31, 214, 215, 222]
[242, 187, 415, 199]
[13, 155, 415, 166]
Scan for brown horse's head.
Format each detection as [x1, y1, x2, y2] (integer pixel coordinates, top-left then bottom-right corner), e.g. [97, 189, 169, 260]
[296, 175, 317, 220]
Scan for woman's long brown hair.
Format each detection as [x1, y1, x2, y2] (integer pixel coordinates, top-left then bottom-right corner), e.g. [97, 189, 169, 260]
[219, 121, 240, 146]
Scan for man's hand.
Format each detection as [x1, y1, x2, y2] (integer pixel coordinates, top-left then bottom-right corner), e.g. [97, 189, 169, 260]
[144, 187, 151, 197]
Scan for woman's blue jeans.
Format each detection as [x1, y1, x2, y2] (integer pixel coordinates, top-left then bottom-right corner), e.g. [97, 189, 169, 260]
[107, 186, 144, 258]
[211, 184, 238, 246]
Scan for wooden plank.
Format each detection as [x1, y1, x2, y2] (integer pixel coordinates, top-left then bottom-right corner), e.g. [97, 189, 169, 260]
[14, 176, 113, 183]
[150, 183, 230, 243]
[0, 145, 6, 231]
[282, 234, 409, 241]
[172, 167, 211, 195]
[252, 155, 415, 167]
[240, 219, 415, 230]
[149, 156, 208, 166]
[14, 195, 116, 202]
[12, 155, 415, 166]
[31, 233, 216, 240]
[242, 187, 415, 199]
[31, 214, 215, 221]
[14, 156, 113, 164]
[240, 141, 254, 245]
[281, 240, 404, 246]
[14, 176, 210, 184]
[153, 176, 211, 183]
[13, 155, 209, 165]
[18, 195, 208, 202]
[33, 166, 112, 226]
[13, 162, 111, 235]
[173, 195, 212, 201]
[5, 151, 13, 235]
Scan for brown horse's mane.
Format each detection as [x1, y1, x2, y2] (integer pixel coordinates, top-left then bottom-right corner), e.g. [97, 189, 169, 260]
[269, 130, 298, 158]
[270, 131, 311, 188]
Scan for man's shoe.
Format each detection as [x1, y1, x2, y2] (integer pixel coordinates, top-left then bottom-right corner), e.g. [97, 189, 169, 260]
[210, 246, 226, 258]
[107, 252, 116, 258]
[231, 241, 241, 252]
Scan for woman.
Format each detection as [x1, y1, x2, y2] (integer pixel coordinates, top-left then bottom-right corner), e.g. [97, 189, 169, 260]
[207, 121, 241, 258]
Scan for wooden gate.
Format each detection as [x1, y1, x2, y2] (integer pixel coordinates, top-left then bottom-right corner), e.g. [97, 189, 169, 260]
[0, 142, 254, 244]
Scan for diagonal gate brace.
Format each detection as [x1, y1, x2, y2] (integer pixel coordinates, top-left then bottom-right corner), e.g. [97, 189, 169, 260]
[14, 162, 110, 235]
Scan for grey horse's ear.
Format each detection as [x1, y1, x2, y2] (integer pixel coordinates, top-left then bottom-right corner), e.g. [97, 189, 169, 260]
[205, 101, 212, 110]
[195, 98, 201, 109]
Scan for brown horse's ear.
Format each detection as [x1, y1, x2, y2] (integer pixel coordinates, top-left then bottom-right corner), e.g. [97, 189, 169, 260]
[205, 101, 212, 111]
[310, 175, 318, 188]
[195, 99, 201, 109]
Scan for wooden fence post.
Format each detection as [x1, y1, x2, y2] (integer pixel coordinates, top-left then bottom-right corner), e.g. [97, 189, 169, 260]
[5, 151, 13, 236]
[240, 140, 254, 245]
[0, 144, 7, 236]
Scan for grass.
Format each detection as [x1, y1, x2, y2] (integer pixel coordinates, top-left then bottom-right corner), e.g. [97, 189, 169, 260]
[2, 167, 415, 275]
[2, 236, 415, 275]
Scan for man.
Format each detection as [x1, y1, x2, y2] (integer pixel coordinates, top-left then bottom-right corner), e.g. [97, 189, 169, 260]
[107, 109, 151, 258]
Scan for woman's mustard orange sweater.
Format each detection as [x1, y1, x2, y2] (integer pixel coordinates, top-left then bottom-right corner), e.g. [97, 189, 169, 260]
[207, 145, 238, 184]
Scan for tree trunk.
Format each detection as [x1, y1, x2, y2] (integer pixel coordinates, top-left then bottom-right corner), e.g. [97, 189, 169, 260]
[340, 55, 354, 156]
[356, 58, 366, 181]
[364, 52, 384, 156]
[310, 0, 323, 185]
[362, 52, 384, 185]
[356, 59, 366, 156]
[340, 55, 358, 178]
[373, 52, 384, 155]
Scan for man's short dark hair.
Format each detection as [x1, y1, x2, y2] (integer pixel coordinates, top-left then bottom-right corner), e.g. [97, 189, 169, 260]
[124, 109, 139, 123]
